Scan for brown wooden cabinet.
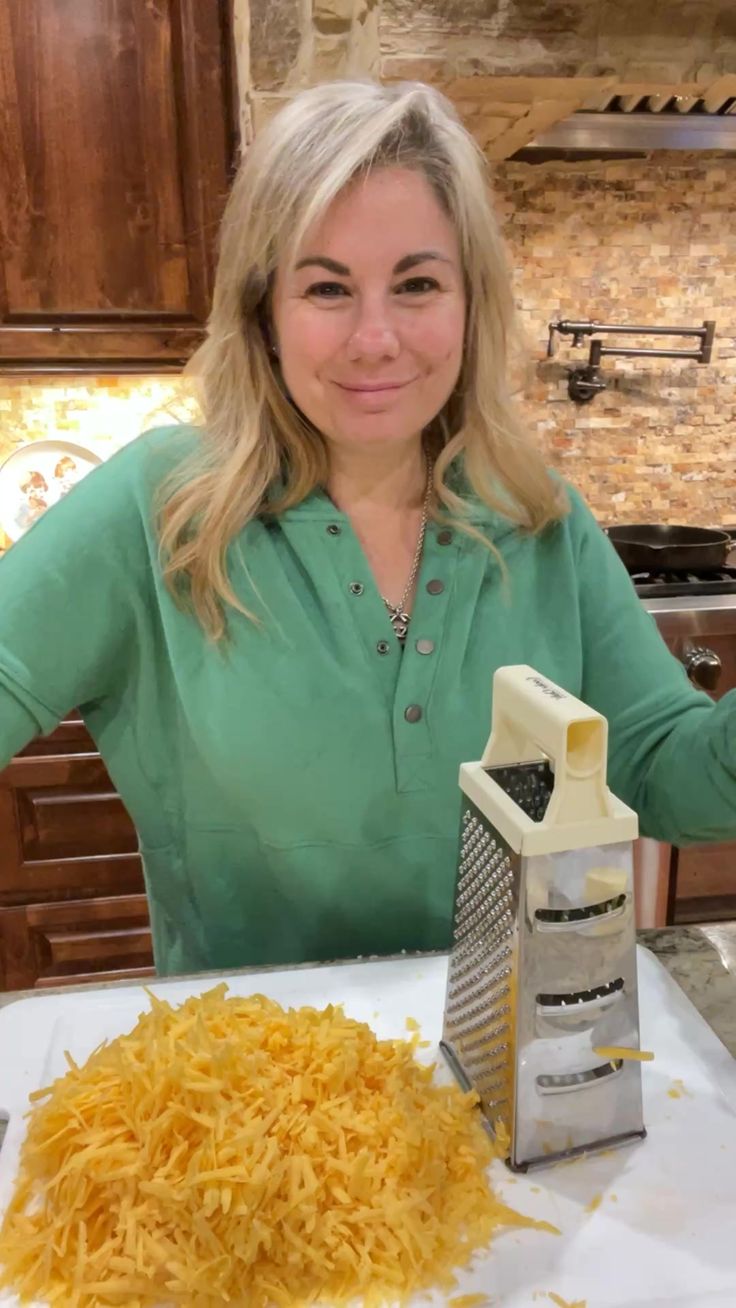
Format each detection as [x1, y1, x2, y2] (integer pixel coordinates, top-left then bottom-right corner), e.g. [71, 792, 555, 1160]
[0, 0, 237, 373]
[0, 894, 154, 990]
[0, 715, 153, 989]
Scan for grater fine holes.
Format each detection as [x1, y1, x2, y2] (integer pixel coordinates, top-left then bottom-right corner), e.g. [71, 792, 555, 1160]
[448, 964, 512, 1007]
[458, 1008, 511, 1035]
[448, 942, 513, 989]
[445, 800, 518, 1136]
[449, 997, 512, 1032]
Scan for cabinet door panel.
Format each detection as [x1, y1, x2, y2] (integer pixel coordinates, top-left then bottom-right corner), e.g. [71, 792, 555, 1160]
[0, 0, 235, 369]
[0, 894, 154, 990]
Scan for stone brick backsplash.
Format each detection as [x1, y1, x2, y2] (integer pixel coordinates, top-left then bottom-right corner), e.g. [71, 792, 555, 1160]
[495, 151, 735, 525]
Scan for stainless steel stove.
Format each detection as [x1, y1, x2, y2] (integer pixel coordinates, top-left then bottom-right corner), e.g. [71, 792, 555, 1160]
[629, 547, 736, 923]
[634, 565, 736, 601]
[637, 568, 736, 696]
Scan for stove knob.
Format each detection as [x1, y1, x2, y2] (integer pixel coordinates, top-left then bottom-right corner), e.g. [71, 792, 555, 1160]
[684, 645, 722, 693]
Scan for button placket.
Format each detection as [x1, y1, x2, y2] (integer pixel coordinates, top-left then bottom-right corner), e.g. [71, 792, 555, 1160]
[320, 512, 401, 698]
[392, 528, 458, 792]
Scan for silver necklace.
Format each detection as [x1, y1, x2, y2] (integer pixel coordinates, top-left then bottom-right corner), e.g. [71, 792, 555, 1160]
[381, 458, 433, 643]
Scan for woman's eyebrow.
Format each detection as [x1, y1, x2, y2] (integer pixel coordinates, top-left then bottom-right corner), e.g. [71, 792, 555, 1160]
[393, 250, 453, 273]
[293, 250, 453, 276]
[294, 256, 350, 275]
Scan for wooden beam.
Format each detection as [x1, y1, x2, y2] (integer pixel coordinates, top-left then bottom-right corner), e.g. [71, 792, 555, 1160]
[701, 75, 736, 114]
[484, 99, 580, 160]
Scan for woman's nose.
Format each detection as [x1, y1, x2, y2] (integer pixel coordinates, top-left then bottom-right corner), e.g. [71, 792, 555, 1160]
[346, 300, 400, 361]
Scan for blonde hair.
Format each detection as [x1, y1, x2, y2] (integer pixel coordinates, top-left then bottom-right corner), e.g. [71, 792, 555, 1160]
[159, 78, 567, 638]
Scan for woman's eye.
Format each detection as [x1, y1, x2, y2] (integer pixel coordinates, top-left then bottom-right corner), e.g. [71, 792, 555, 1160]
[396, 277, 440, 295]
[305, 281, 349, 299]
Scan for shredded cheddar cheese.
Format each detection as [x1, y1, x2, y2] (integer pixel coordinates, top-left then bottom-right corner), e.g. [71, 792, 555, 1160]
[0, 985, 555, 1307]
[593, 1046, 654, 1063]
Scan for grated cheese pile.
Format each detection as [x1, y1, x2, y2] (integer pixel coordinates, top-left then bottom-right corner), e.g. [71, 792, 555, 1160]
[0, 985, 552, 1307]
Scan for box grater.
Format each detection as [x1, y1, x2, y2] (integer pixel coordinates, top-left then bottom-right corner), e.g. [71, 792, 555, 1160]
[441, 665, 646, 1172]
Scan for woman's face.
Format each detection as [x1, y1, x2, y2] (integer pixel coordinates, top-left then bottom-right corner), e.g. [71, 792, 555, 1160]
[270, 167, 466, 453]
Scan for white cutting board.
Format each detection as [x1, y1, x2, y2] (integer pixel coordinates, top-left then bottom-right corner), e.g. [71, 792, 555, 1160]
[1, 946, 735, 1308]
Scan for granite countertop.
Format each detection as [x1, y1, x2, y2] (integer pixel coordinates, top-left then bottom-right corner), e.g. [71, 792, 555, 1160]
[639, 923, 736, 1056]
[0, 925, 734, 1052]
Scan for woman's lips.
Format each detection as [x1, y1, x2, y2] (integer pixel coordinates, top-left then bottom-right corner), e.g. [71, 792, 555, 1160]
[335, 378, 416, 394]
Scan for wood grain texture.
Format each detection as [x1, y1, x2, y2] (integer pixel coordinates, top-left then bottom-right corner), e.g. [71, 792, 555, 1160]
[0, 0, 236, 370]
[0, 893, 153, 989]
[0, 741, 144, 908]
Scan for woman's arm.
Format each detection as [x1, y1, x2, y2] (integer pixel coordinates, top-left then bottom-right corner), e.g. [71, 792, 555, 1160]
[571, 489, 736, 845]
[0, 434, 165, 768]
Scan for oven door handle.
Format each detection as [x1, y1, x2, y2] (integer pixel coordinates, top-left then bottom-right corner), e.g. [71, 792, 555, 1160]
[683, 644, 722, 693]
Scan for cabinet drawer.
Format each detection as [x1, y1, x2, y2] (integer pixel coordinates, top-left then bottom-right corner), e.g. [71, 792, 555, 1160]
[673, 841, 736, 923]
[0, 752, 143, 903]
[16, 714, 94, 758]
[14, 783, 137, 862]
[0, 894, 154, 990]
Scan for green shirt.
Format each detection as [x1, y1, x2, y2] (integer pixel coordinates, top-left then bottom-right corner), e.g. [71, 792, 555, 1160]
[1, 426, 734, 975]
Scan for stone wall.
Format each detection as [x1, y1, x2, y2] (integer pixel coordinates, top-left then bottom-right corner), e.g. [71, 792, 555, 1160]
[238, 0, 736, 129]
[380, 0, 736, 82]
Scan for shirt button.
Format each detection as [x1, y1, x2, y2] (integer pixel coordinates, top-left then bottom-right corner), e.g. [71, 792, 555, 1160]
[326, 523, 341, 536]
[349, 581, 364, 595]
[437, 529, 453, 545]
[376, 640, 391, 655]
[426, 578, 444, 595]
[416, 638, 435, 655]
[404, 704, 423, 723]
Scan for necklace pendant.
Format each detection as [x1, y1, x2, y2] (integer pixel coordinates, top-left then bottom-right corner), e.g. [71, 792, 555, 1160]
[389, 608, 411, 640]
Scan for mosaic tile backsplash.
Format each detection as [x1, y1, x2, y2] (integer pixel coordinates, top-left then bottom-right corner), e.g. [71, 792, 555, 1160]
[0, 152, 733, 549]
[0, 379, 198, 549]
[495, 151, 736, 529]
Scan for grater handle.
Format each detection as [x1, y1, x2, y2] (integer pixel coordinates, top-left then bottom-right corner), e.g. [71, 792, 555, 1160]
[482, 665, 615, 824]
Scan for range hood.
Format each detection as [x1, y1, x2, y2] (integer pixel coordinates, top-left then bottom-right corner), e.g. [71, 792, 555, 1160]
[519, 83, 736, 159]
[423, 75, 736, 161]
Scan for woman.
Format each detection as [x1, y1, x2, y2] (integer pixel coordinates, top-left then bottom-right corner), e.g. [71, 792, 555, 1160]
[0, 81, 734, 976]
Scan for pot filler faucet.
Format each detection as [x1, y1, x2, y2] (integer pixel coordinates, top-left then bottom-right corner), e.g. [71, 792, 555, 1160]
[547, 318, 716, 403]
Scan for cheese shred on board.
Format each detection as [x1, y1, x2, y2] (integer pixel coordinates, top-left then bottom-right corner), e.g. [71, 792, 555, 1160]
[0, 985, 554, 1307]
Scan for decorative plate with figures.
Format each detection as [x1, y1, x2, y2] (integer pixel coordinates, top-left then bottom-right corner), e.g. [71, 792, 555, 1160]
[0, 439, 102, 543]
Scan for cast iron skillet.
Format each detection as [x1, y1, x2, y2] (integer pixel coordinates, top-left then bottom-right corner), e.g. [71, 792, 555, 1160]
[605, 524, 732, 573]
